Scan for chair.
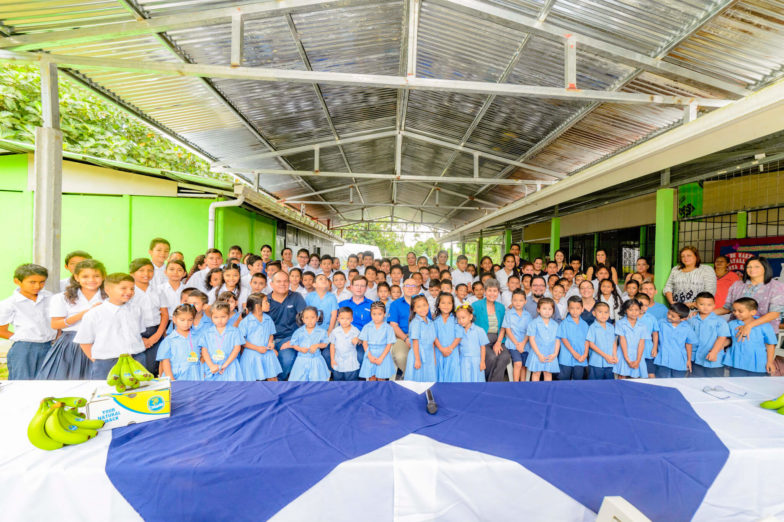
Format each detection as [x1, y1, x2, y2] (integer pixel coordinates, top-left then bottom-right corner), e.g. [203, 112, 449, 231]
[775, 332, 784, 360]
[596, 496, 651, 522]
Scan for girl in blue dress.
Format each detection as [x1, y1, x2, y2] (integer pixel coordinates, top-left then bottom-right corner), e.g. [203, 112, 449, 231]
[358, 301, 396, 380]
[456, 303, 487, 382]
[216, 291, 242, 327]
[405, 295, 438, 382]
[156, 304, 203, 381]
[199, 302, 244, 381]
[433, 293, 462, 382]
[614, 299, 649, 379]
[526, 298, 561, 381]
[239, 293, 282, 381]
[286, 306, 330, 381]
[499, 289, 531, 382]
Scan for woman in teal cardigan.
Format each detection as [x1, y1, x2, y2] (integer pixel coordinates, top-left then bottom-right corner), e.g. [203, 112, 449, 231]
[472, 279, 511, 381]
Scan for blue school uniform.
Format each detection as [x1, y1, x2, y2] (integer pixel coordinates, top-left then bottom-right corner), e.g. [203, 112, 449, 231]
[587, 321, 616, 379]
[458, 323, 488, 382]
[156, 330, 203, 381]
[639, 312, 659, 367]
[502, 308, 532, 364]
[654, 320, 698, 372]
[405, 315, 438, 382]
[525, 316, 560, 374]
[688, 313, 731, 369]
[648, 302, 668, 322]
[328, 325, 361, 380]
[723, 320, 776, 374]
[199, 325, 245, 381]
[166, 312, 213, 336]
[306, 291, 338, 328]
[434, 314, 462, 382]
[557, 316, 589, 367]
[614, 317, 650, 378]
[358, 321, 397, 379]
[238, 313, 282, 380]
[228, 309, 242, 327]
[288, 325, 330, 381]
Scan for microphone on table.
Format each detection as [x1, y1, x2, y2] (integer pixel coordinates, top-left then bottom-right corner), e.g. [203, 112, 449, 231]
[426, 388, 438, 415]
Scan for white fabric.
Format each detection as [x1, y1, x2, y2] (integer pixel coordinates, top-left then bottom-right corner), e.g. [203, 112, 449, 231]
[48, 290, 103, 332]
[0, 289, 56, 342]
[494, 269, 515, 293]
[157, 282, 184, 316]
[73, 302, 145, 358]
[185, 267, 211, 294]
[333, 289, 352, 303]
[59, 278, 70, 292]
[450, 269, 474, 290]
[128, 285, 162, 327]
[151, 263, 167, 289]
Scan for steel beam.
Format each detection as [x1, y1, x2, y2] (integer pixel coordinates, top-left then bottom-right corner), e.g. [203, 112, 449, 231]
[284, 201, 489, 210]
[0, 51, 732, 108]
[251, 169, 548, 185]
[285, 180, 383, 199]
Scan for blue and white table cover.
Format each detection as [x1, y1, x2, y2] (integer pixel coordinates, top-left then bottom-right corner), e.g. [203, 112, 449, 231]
[1, 378, 784, 521]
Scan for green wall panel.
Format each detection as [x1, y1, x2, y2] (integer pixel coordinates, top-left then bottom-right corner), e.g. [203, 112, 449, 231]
[130, 196, 213, 266]
[0, 191, 33, 297]
[216, 206, 277, 258]
[252, 213, 276, 257]
[62, 194, 130, 274]
[0, 154, 29, 191]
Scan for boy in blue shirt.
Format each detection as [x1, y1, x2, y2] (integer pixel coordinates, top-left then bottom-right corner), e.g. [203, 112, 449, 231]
[718, 297, 777, 377]
[688, 292, 730, 377]
[652, 303, 697, 378]
[557, 296, 590, 380]
[586, 302, 617, 380]
[641, 281, 668, 322]
[636, 293, 659, 378]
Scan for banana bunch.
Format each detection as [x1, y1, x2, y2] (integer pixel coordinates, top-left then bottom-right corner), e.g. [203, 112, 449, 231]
[107, 354, 154, 392]
[27, 396, 105, 451]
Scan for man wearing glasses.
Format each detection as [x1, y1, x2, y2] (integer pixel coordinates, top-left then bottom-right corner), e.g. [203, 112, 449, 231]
[388, 278, 422, 376]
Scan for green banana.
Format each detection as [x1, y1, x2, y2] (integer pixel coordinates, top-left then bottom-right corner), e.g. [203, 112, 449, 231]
[61, 407, 105, 430]
[106, 357, 122, 386]
[54, 396, 87, 408]
[64, 407, 86, 419]
[44, 403, 91, 445]
[127, 355, 154, 381]
[27, 401, 64, 451]
[115, 382, 127, 393]
[118, 355, 137, 388]
[760, 393, 784, 410]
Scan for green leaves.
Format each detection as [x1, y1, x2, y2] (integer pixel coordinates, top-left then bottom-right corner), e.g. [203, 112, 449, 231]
[0, 64, 227, 181]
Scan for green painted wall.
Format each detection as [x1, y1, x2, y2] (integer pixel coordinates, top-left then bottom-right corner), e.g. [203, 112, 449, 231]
[0, 191, 34, 295]
[0, 154, 29, 191]
[214, 204, 277, 259]
[62, 194, 131, 273]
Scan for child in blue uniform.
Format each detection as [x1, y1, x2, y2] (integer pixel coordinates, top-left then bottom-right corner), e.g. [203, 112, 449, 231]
[499, 289, 532, 382]
[721, 297, 777, 377]
[433, 293, 462, 382]
[358, 301, 397, 381]
[526, 297, 561, 381]
[199, 302, 244, 381]
[216, 291, 242, 327]
[157, 304, 203, 381]
[636, 293, 659, 378]
[286, 306, 330, 381]
[652, 303, 697, 378]
[405, 295, 438, 382]
[329, 307, 360, 381]
[614, 299, 649, 379]
[456, 303, 487, 382]
[641, 281, 668, 322]
[557, 296, 589, 380]
[0, 264, 56, 379]
[587, 302, 617, 380]
[239, 293, 282, 381]
[689, 292, 730, 377]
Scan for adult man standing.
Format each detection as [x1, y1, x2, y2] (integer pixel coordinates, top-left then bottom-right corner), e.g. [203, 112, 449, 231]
[510, 243, 527, 271]
[388, 278, 420, 375]
[268, 271, 306, 380]
[339, 276, 373, 364]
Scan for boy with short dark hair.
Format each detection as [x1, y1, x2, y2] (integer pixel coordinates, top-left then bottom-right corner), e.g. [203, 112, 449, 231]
[688, 292, 730, 377]
[148, 238, 171, 288]
[719, 297, 777, 377]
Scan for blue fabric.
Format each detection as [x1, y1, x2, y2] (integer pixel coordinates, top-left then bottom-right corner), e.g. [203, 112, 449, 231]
[288, 326, 330, 382]
[199, 325, 245, 381]
[358, 322, 396, 379]
[648, 302, 669, 322]
[586, 322, 615, 368]
[614, 317, 650, 379]
[106, 381, 728, 522]
[472, 298, 505, 333]
[405, 316, 438, 382]
[691, 363, 724, 378]
[7, 341, 51, 380]
[556, 316, 589, 367]
[268, 291, 306, 342]
[502, 308, 532, 353]
[433, 314, 462, 382]
[724, 320, 776, 373]
[339, 297, 373, 331]
[458, 324, 488, 382]
[526, 316, 560, 373]
[306, 291, 338, 327]
[655, 320, 698, 372]
[639, 312, 659, 360]
[688, 313, 731, 368]
[387, 296, 411, 334]
[156, 331, 203, 381]
[36, 330, 92, 380]
[238, 314, 281, 381]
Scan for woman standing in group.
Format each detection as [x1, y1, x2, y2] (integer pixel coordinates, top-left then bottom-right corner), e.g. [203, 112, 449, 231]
[713, 255, 740, 309]
[586, 249, 618, 285]
[717, 256, 784, 334]
[663, 246, 717, 309]
[624, 257, 654, 285]
[553, 249, 567, 277]
[473, 279, 511, 381]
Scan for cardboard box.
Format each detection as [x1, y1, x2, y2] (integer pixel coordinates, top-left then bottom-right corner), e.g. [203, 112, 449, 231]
[87, 378, 171, 430]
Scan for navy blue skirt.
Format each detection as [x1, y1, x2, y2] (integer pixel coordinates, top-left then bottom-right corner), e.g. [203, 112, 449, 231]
[36, 331, 93, 380]
[7, 340, 52, 379]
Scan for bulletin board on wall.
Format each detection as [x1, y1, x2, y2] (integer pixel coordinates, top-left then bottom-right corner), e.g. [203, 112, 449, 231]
[714, 236, 784, 278]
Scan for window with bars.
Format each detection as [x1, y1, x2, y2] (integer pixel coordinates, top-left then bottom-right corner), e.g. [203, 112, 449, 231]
[678, 214, 736, 264]
[749, 207, 784, 238]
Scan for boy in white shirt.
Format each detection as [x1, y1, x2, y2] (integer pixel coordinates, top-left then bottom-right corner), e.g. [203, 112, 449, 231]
[0, 264, 57, 379]
[332, 271, 352, 302]
[60, 250, 91, 291]
[186, 248, 223, 294]
[75, 272, 147, 380]
[148, 238, 171, 288]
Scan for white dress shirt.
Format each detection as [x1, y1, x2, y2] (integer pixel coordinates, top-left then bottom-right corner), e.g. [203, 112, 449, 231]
[0, 289, 56, 342]
[73, 301, 145, 359]
[49, 289, 103, 332]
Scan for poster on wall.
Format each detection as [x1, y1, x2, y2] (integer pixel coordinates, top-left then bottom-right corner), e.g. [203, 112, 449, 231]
[714, 236, 784, 278]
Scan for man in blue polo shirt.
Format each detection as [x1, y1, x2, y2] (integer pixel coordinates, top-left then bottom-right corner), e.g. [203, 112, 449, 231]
[388, 278, 420, 374]
[268, 270, 305, 380]
[339, 275, 373, 364]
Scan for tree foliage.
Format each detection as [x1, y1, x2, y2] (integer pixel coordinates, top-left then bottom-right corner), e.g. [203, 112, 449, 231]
[0, 64, 223, 179]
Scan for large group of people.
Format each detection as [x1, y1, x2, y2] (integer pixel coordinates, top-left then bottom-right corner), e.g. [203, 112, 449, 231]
[1, 239, 781, 383]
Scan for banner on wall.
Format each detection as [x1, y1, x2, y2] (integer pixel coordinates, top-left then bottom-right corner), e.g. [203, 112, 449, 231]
[714, 236, 784, 278]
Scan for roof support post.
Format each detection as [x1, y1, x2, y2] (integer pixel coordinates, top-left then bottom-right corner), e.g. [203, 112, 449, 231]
[683, 102, 698, 124]
[230, 12, 244, 67]
[564, 34, 577, 89]
[33, 60, 62, 292]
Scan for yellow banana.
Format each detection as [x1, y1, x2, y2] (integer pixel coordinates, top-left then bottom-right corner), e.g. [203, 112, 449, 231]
[27, 401, 64, 451]
[54, 396, 87, 408]
[61, 408, 105, 430]
[44, 403, 91, 445]
[118, 355, 137, 388]
[106, 357, 122, 386]
[127, 355, 154, 381]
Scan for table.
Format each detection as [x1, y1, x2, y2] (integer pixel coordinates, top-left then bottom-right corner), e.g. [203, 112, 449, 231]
[2, 378, 784, 521]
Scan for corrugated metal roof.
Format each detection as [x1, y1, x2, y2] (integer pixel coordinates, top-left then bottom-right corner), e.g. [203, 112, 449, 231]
[2, 0, 784, 231]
